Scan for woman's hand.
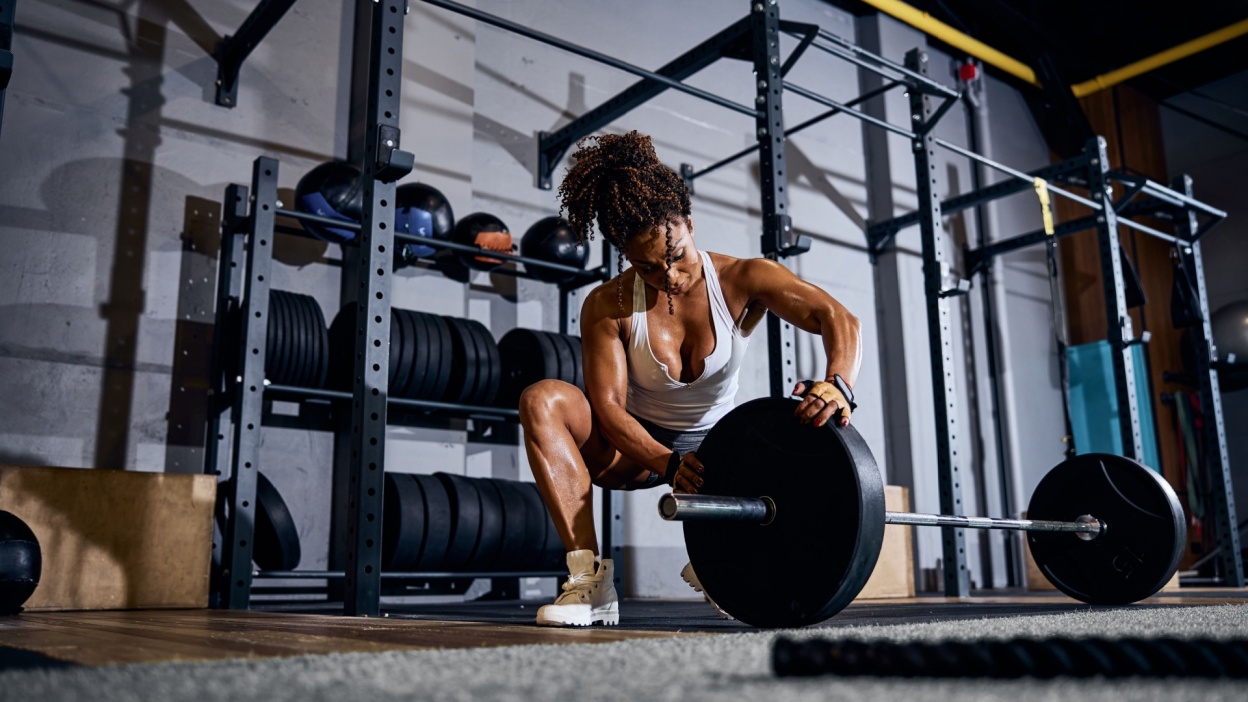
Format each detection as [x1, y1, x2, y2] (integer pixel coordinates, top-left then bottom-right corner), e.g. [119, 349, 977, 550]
[792, 379, 853, 427]
[670, 451, 706, 494]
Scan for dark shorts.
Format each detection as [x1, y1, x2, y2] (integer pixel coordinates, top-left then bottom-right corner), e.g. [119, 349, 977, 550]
[631, 414, 710, 489]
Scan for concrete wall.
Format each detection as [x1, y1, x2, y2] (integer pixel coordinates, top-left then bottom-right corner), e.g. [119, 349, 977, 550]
[0, 0, 1069, 598]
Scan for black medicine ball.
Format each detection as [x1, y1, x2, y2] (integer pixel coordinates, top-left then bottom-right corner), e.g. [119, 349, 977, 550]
[0, 511, 41, 615]
[520, 216, 588, 283]
[449, 212, 513, 272]
[294, 161, 365, 243]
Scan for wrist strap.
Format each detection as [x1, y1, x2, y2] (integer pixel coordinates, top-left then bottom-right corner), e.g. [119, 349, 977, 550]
[665, 451, 681, 486]
[831, 374, 857, 411]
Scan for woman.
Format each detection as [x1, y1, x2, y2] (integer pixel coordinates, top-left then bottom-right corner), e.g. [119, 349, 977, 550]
[521, 131, 862, 627]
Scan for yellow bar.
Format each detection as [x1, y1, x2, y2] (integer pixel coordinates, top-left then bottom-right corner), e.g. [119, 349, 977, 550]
[1071, 18, 1248, 98]
[859, 0, 1039, 87]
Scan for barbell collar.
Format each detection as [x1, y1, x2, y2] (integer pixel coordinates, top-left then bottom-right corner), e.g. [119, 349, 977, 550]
[659, 493, 1102, 538]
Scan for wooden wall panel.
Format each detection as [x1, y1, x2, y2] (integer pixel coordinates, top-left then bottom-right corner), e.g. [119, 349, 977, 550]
[1055, 86, 1193, 563]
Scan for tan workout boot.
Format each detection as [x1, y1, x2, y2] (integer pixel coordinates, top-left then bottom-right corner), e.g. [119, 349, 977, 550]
[535, 549, 619, 627]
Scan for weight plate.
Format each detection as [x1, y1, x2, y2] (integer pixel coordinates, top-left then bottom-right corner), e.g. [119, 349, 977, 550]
[326, 305, 350, 390]
[493, 479, 530, 570]
[464, 319, 500, 406]
[253, 471, 302, 571]
[263, 295, 278, 380]
[567, 334, 585, 392]
[515, 481, 550, 570]
[268, 291, 287, 384]
[437, 473, 482, 570]
[391, 309, 412, 399]
[468, 478, 504, 571]
[412, 473, 452, 571]
[444, 317, 481, 405]
[383, 473, 426, 570]
[281, 291, 301, 386]
[411, 309, 436, 399]
[686, 397, 885, 628]
[545, 331, 576, 386]
[283, 291, 302, 386]
[1027, 453, 1185, 605]
[425, 313, 454, 402]
[497, 328, 560, 407]
[291, 292, 313, 387]
[460, 319, 488, 405]
[308, 295, 330, 389]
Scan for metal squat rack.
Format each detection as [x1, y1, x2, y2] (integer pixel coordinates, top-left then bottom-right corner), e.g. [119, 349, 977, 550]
[205, 1, 616, 614]
[853, 50, 1242, 594]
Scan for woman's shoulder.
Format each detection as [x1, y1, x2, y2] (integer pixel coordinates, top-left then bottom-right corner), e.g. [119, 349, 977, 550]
[707, 251, 773, 286]
[581, 270, 635, 321]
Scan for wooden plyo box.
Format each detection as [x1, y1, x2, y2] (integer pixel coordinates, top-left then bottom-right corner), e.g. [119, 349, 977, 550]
[856, 485, 915, 599]
[0, 466, 216, 611]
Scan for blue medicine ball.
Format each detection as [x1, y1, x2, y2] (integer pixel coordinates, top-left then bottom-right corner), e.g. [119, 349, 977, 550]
[395, 182, 455, 259]
[294, 161, 365, 243]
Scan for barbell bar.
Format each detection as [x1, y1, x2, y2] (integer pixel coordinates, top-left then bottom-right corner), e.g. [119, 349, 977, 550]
[658, 492, 1105, 539]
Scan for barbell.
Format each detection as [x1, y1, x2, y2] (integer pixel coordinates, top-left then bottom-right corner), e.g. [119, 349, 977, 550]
[657, 397, 1186, 629]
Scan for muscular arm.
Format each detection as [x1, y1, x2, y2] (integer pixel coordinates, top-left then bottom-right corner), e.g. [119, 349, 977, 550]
[580, 282, 676, 476]
[739, 258, 862, 426]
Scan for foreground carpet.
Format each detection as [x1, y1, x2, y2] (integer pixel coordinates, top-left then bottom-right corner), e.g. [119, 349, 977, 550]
[3, 604, 1247, 701]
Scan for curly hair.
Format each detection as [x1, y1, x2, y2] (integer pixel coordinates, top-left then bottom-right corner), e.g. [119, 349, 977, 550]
[557, 131, 692, 313]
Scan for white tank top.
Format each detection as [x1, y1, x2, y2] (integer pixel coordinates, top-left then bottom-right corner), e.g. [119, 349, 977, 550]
[626, 250, 749, 431]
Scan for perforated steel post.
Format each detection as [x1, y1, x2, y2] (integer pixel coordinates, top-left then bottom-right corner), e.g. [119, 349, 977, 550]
[752, 0, 801, 398]
[1174, 175, 1243, 587]
[907, 49, 969, 597]
[342, 0, 405, 617]
[1087, 137, 1144, 461]
[224, 158, 280, 609]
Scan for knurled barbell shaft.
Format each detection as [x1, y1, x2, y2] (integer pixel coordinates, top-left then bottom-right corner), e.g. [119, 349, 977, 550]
[658, 493, 1103, 536]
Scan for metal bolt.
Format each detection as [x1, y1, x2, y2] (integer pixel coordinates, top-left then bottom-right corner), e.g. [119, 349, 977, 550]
[758, 127, 768, 137]
[758, 80, 767, 89]
[770, 56, 778, 65]
[385, 140, 395, 147]
[1091, 158, 1099, 165]
[754, 3, 763, 10]
[1096, 216, 1105, 223]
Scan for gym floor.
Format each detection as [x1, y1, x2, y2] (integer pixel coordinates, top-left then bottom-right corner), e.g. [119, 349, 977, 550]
[3, 589, 1246, 669]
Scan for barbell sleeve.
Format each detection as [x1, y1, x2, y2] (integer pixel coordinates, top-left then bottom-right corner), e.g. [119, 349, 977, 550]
[658, 493, 1103, 538]
[658, 493, 776, 524]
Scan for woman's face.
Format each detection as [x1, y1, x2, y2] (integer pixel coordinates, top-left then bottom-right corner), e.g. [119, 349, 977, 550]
[623, 218, 699, 296]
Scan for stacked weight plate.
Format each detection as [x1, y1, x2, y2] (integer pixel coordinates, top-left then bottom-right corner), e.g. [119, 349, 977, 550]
[222, 291, 330, 388]
[496, 328, 584, 407]
[383, 472, 564, 572]
[329, 307, 500, 406]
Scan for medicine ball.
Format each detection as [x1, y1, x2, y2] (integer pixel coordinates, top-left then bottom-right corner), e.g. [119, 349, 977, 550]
[520, 216, 588, 283]
[450, 212, 513, 272]
[294, 160, 365, 243]
[1212, 299, 1248, 392]
[395, 182, 455, 260]
[0, 511, 41, 615]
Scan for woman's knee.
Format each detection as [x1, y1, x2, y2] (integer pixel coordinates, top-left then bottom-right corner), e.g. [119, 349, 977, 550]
[518, 379, 586, 429]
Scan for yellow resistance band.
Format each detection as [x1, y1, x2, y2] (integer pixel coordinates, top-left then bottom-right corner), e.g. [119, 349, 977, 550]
[1033, 177, 1055, 236]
